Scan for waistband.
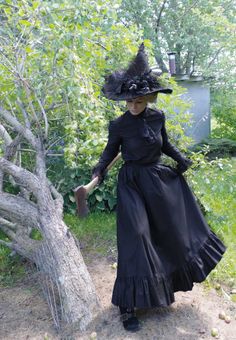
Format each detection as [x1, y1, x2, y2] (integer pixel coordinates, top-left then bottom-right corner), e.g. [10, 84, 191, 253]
[124, 159, 161, 167]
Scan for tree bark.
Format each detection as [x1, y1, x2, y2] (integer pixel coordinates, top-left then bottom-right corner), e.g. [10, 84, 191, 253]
[36, 185, 101, 328]
[154, 52, 169, 73]
[0, 109, 101, 330]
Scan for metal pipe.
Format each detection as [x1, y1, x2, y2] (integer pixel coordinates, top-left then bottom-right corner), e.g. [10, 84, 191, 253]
[167, 52, 176, 75]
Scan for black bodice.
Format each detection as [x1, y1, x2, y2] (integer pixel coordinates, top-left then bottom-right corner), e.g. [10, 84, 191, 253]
[94, 107, 187, 172]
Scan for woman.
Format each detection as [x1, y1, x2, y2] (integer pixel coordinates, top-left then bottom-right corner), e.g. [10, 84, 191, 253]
[92, 43, 226, 332]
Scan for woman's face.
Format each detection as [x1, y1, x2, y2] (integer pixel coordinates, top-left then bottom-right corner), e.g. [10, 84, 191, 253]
[126, 96, 148, 115]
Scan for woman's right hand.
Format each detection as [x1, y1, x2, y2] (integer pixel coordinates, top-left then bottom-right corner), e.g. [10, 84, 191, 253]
[91, 166, 107, 185]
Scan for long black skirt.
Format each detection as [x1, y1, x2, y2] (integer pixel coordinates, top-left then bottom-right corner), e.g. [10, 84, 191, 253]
[111, 162, 226, 309]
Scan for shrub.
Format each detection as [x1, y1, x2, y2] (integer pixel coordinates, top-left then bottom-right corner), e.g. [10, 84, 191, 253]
[190, 138, 236, 159]
[211, 90, 236, 141]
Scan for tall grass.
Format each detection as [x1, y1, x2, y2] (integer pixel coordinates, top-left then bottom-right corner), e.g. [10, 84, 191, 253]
[64, 212, 116, 257]
[188, 156, 236, 285]
[0, 240, 26, 286]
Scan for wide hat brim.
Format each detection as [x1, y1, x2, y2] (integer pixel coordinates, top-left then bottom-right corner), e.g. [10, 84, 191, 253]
[102, 43, 173, 101]
[103, 87, 172, 101]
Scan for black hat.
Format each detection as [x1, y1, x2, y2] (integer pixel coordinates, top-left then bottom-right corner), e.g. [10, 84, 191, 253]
[102, 43, 172, 101]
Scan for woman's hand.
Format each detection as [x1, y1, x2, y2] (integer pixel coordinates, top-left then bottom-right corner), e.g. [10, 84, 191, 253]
[91, 166, 107, 185]
[175, 158, 193, 174]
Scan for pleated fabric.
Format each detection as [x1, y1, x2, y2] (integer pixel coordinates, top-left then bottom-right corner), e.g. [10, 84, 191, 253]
[111, 162, 226, 309]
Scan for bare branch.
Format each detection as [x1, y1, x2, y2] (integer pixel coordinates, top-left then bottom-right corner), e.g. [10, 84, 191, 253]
[12, 233, 40, 262]
[0, 223, 16, 240]
[16, 98, 31, 129]
[190, 56, 196, 76]
[207, 47, 224, 69]
[47, 180, 63, 215]
[0, 50, 18, 74]
[0, 133, 24, 192]
[0, 192, 39, 229]
[154, 52, 168, 73]
[45, 102, 65, 113]
[16, 46, 27, 76]
[0, 239, 13, 249]
[18, 187, 31, 200]
[0, 220, 41, 261]
[17, 148, 36, 153]
[48, 179, 63, 200]
[0, 158, 40, 194]
[85, 38, 108, 51]
[155, 0, 168, 34]
[0, 123, 12, 146]
[46, 133, 68, 153]
[0, 107, 37, 149]
[14, 25, 28, 51]
[0, 124, 12, 191]
[46, 153, 63, 157]
[0, 216, 17, 231]
[5, 96, 17, 119]
[0, 214, 34, 236]
[183, 51, 192, 75]
[0, 173, 3, 192]
[172, 0, 200, 27]
[21, 79, 41, 126]
[36, 96, 49, 140]
[5, 133, 23, 160]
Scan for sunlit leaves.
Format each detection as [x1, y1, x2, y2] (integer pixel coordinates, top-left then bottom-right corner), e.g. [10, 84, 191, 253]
[118, 0, 236, 90]
[0, 0, 196, 211]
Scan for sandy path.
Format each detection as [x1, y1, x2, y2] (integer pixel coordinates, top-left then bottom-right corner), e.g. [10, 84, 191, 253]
[0, 256, 235, 340]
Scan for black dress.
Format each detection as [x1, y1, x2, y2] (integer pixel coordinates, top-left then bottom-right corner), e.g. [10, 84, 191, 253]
[93, 107, 226, 309]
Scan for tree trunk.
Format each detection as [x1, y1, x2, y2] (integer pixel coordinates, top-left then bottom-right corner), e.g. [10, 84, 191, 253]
[36, 203, 101, 329]
[0, 148, 101, 331]
[154, 52, 169, 73]
[0, 44, 101, 329]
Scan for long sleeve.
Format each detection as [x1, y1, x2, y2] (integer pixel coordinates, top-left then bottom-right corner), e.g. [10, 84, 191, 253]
[93, 120, 121, 174]
[161, 112, 187, 163]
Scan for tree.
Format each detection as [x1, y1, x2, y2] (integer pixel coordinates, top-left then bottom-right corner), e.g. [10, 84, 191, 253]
[0, 0, 195, 328]
[118, 0, 236, 89]
[0, 0, 139, 329]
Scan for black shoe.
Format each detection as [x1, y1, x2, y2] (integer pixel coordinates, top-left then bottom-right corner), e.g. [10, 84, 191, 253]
[119, 307, 141, 332]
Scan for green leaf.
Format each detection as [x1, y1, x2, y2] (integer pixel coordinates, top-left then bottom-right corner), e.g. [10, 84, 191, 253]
[32, 1, 40, 9]
[95, 194, 103, 202]
[69, 195, 75, 203]
[19, 20, 32, 27]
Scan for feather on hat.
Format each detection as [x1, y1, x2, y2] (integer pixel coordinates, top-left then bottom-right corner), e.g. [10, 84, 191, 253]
[102, 43, 172, 101]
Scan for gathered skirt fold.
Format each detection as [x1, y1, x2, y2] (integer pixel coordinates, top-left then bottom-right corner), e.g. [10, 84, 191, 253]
[111, 163, 226, 308]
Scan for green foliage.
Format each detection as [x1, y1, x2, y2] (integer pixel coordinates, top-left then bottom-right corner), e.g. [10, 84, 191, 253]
[211, 90, 236, 141]
[156, 76, 193, 150]
[118, 0, 236, 91]
[187, 155, 236, 284]
[46, 156, 121, 214]
[191, 138, 236, 159]
[0, 0, 140, 166]
[0, 0, 194, 211]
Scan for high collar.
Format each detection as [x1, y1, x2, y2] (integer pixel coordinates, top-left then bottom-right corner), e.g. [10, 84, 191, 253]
[127, 107, 148, 119]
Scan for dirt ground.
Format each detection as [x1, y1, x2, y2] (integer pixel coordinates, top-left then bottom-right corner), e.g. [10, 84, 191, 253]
[0, 256, 236, 340]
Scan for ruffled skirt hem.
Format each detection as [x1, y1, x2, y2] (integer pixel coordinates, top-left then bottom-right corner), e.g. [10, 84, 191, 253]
[111, 231, 226, 308]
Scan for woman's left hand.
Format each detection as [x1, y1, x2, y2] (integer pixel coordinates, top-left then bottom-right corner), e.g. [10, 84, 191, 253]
[175, 158, 193, 174]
